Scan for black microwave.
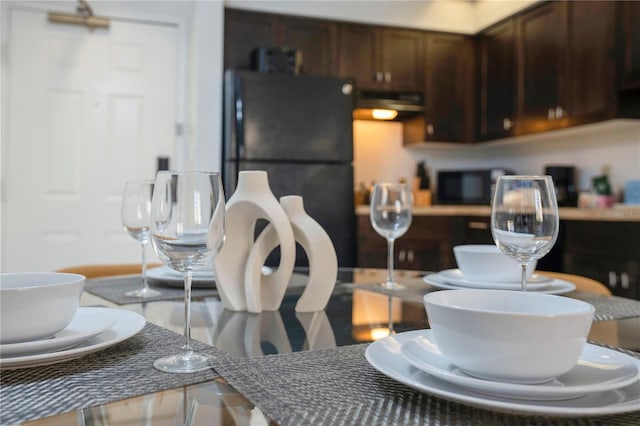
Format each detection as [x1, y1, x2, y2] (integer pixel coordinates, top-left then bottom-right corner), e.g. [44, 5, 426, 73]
[436, 169, 514, 205]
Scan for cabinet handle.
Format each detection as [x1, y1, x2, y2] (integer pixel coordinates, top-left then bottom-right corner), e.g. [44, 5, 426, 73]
[503, 118, 513, 131]
[547, 108, 556, 120]
[468, 221, 489, 230]
[407, 250, 414, 262]
[398, 250, 406, 262]
[384, 72, 391, 83]
[621, 272, 630, 290]
[608, 271, 617, 288]
[427, 124, 434, 136]
[555, 106, 565, 119]
[375, 71, 383, 83]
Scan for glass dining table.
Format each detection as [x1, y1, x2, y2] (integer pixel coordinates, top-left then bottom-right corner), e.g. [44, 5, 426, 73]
[6, 268, 640, 425]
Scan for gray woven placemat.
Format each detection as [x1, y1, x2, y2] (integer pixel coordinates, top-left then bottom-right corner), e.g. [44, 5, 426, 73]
[353, 282, 640, 323]
[0, 323, 229, 425]
[574, 292, 640, 322]
[213, 343, 640, 426]
[84, 275, 218, 304]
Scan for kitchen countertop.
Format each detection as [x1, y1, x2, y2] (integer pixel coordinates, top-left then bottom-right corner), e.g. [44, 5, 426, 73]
[355, 204, 640, 222]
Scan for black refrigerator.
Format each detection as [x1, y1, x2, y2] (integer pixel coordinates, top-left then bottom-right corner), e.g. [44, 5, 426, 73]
[222, 70, 356, 267]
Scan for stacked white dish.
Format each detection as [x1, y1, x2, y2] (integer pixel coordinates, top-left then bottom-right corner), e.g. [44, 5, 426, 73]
[146, 265, 273, 289]
[423, 245, 575, 294]
[424, 269, 575, 294]
[365, 330, 640, 416]
[146, 265, 216, 288]
[0, 307, 146, 369]
[365, 290, 640, 416]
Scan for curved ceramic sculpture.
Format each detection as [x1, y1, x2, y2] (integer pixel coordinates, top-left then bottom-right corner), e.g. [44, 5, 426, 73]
[251, 195, 338, 313]
[213, 171, 295, 311]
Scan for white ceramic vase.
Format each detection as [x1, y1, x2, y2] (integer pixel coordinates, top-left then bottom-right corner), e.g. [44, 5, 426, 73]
[213, 171, 295, 312]
[253, 195, 338, 313]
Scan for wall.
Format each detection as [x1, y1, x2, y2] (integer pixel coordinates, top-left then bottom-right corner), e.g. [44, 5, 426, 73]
[354, 120, 640, 201]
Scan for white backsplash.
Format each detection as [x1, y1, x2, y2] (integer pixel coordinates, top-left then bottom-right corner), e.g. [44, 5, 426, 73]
[354, 119, 640, 200]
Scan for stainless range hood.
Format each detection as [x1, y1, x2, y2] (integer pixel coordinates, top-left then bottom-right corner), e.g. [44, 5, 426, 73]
[353, 90, 425, 121]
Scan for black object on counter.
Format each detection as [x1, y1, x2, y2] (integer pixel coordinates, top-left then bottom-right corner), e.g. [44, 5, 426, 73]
[545, 165, 578, 207]
[416, 161, 430, 189]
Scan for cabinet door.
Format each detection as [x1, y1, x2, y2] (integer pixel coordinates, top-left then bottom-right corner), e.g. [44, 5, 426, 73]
[423, 33, 474, 142]
[566, 1, 616, 125]
[619, 1, 640, 90]
[478, 19, 516, 141]
[451, 216, 493, 246]
[279, 16, 338, 76]
[563, 220, 640, 300]
[356, 215, 453, 271]
[564, 252, 639, 300]
[516, 1, 568, 135]
[338, 23, 380, 89]
[381, 29, 423, 91]
[224, 9, 277, 71]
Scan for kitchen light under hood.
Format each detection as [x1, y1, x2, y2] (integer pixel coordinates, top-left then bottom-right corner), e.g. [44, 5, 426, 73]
[354, 90, 424, 121]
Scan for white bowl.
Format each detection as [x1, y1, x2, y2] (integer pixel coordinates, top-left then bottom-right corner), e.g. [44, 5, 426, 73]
[424, 289, 594, 384]
[453, 244, 537, 282]
[0, 272, 86, 344]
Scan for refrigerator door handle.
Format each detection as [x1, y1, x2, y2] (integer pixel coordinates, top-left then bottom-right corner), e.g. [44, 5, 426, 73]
[234, 74, 246, 158]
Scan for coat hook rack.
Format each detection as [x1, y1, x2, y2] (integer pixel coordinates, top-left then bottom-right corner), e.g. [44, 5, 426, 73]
[48, 0, 110, 30]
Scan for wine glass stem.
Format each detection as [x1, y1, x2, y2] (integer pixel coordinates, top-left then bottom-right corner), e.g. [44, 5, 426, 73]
[141, 241, 148, 289]
[386, 238, 395, 287]
[183, 272, 193, 352]
[387, 295, 394, 335]
[520, 263, 527, 292]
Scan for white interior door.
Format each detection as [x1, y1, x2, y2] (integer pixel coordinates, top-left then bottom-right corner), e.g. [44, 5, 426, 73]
[3, 7, 178, 272]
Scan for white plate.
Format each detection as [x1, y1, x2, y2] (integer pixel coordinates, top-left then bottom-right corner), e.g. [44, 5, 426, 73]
[423, 273, 576, 295]
[365, 330, 640, 417]
[0, 308, 116, 357]
[401, 330, 639, 401]
[146, 266, 216, 288]
[0, 308, 146, 369]
[438, 268, 551, 290]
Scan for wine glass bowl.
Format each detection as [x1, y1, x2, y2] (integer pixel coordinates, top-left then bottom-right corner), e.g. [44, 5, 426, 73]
[150, 171, 226, 373]
[370, 183, 412, 290]
[490, 175, 559, 291]
[121, 180, 162, 298]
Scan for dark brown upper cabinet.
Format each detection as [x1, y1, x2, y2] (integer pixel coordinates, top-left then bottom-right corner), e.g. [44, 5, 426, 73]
[279, 16, 338, 76]
[337, 23, 422, 92]
[515, 1, 569, 135]
[477, 19, 517, 141]
[421, 33, 475, 143]
[619, 1, 640, 90]
[224, 9, 277, 71]
[565, 1, 617, 126]
[514, 1, 621, 136]
[224, 9, 337, 76]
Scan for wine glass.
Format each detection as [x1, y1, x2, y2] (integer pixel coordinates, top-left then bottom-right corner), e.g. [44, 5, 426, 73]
[370, 183, 412, 290]
[491, 175, 559, 291]
[121, 180, 162, 298]
[150, 171, 226, 373]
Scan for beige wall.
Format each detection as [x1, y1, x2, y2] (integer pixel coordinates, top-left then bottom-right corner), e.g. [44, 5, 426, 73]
[354, 120, 640, 201]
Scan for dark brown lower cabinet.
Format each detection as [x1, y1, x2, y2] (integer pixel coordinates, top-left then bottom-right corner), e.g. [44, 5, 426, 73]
[563, 221, 640, 300]
[357, 214, 640, 300]
[357, 215, 453, 272]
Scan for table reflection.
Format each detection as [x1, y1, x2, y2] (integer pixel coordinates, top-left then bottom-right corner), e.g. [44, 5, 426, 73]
[32, 268, 638, 426]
